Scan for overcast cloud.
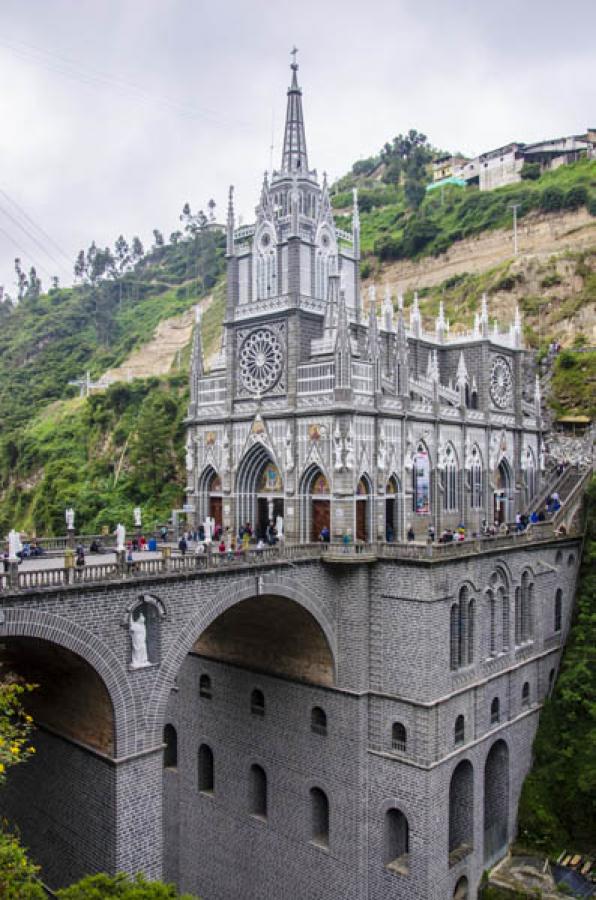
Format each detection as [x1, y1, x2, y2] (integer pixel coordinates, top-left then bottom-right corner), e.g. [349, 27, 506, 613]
[1, 0, 594, 292]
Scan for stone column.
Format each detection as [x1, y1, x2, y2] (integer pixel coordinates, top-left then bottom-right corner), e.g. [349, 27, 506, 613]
[113, 747, 163, 880]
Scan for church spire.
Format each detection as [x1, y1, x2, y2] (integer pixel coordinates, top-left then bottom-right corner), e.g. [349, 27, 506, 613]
[281, 48, 309, 174]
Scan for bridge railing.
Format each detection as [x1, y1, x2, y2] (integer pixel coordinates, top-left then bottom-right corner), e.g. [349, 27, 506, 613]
[1, 520, 585, 595]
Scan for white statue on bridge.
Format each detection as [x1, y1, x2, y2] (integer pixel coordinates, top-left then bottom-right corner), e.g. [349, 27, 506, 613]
[65, 508, 75, 530]
[116, 523, 126, 552]
[276, 515, 284, 542]
[129, 610, 150, 668]
[133, 507, 142, 527]
[203, 517, 214, 544]
[8, 529, 22, 561]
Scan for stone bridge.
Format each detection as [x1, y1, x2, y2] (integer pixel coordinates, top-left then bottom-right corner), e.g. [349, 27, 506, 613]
[0, 522, 585, 899]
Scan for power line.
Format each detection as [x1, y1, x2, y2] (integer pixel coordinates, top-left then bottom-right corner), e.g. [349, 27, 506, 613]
[0, 189, 72, 266]
[0, 37, 253, 130]
[0, 224, 55, 281]
[0, 202, 71, 277]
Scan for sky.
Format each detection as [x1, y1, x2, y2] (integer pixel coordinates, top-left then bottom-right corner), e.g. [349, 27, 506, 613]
[0, 0, 595, 293]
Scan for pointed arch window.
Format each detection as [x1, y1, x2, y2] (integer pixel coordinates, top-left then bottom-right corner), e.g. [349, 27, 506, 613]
[443, 445, 458, 512]
[163, 724, 177, 769]
[413, 445, 431, 514]
[470, 447, 483, 509]
[255, 231, 277, 300]
[454, 715, 465, 746]
[490, 697, 500, 725]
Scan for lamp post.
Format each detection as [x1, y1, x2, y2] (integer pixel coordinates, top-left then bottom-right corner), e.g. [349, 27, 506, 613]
[509, 204, 521, 256]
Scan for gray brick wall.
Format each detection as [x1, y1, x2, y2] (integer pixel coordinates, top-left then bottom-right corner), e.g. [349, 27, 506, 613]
[0, 536, 582, 898]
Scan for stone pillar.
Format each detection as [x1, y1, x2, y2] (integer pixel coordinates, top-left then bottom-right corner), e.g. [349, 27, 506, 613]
[113, 748, 163, 880]
[8, 560, 19, 590]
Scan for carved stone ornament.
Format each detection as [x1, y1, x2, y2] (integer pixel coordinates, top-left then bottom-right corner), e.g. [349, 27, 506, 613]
[239, 327, 284, 395]
[490, 355, 513, 409]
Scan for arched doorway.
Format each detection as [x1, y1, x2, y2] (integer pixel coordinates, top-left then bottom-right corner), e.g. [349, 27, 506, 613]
[236, 445, 284, 540]
[494, 458, 513, 524]
[484, 740, 509, 866]
[198, 465, 222, 529]
[449, 759, 474, 866]
[300, 466, 331, 542]
[385, 475, 400, 542]
[356, 474, 372, 542]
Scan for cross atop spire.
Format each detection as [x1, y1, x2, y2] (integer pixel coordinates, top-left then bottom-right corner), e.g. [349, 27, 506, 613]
[281, 51, 309, 174]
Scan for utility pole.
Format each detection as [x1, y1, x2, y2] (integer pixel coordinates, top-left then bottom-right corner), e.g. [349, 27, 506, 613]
[509, 203, 521, 256]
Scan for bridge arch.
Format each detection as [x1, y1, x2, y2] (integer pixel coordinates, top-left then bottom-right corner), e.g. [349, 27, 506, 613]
[146, 573, 338, 743]
[0, 608, 142, 757]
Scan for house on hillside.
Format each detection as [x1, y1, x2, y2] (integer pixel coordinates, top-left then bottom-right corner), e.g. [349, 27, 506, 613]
[430, 130, 595, 193]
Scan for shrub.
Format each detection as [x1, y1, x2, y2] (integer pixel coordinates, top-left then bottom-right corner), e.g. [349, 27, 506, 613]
[56, 872, 197, 898]
[374, 234, 403, 261]
[402, 218, 439, 256]
[540, 186, 565, 212]
[539, 273, 562, 289]
[563, 185, 588, 210]
[521, 162, 541, 181]
[360, 260, 372, 280]
[352, 157, 378, 176]
[588, 194, 596, 217]
[0, 829, 45, 899]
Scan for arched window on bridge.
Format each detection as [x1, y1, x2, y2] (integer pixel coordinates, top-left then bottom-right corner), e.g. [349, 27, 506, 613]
[198, 744, 214, 794]
[163, 724, 177, 769]
[384, 808, 410, 874]
[251, 688, 265, 717]
[311, 706, 327, 736]
[249, 764, 268, 819]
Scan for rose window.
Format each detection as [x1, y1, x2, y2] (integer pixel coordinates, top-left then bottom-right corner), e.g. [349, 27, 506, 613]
[239, 328, 283, 394]
[490, 356, 513, 409]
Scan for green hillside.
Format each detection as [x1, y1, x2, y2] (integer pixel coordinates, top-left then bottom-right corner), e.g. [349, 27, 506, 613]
[332, 156, 596, 265]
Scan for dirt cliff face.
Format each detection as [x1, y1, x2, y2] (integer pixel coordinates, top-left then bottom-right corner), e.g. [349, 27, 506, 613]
[364, 209, 595, 346]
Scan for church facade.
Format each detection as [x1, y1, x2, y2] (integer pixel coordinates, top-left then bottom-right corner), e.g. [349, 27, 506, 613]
[186, 59, 543, 547]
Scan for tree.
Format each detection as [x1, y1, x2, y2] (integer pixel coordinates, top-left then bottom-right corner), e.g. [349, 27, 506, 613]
[129, 392, 180, 495]
[131, 236, 144, 263]
[74, 250, 87, 282]
[207, 198, 216, 222]
[114, 236, 131, 273]
[51, 275, 60, 290]
[26, 267, 42, 302]
[14, 258, 28, 301]
[169, 231, 182, 246]
[152, 229, 164, 248]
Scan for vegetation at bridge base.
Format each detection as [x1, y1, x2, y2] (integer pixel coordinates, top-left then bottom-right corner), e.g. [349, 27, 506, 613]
[516, 476, 596, 856]
[0, 828, 46, 899]
[55, 872, 198, 899]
